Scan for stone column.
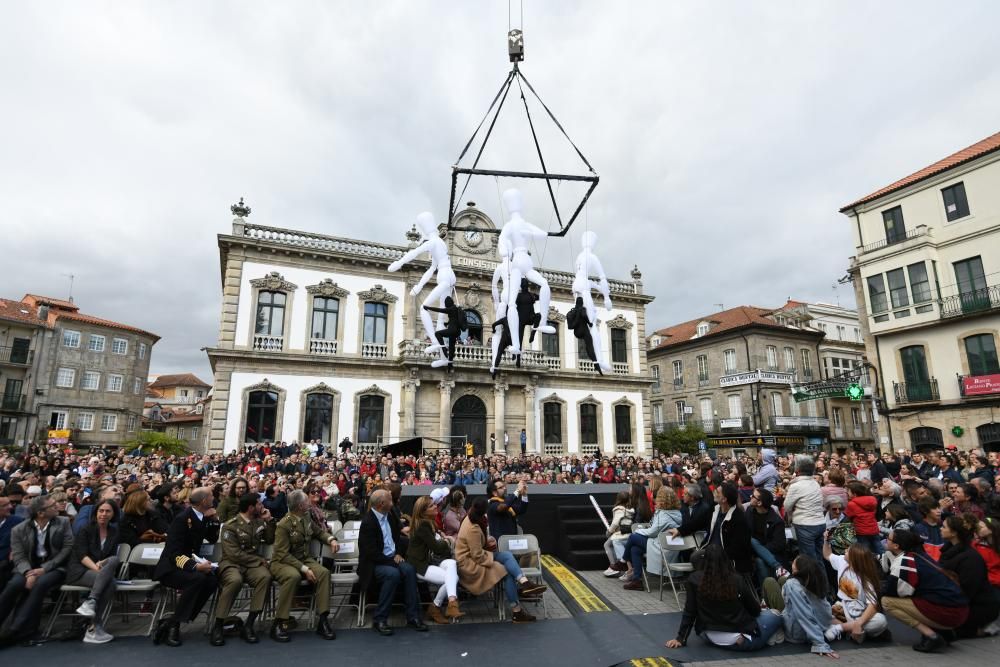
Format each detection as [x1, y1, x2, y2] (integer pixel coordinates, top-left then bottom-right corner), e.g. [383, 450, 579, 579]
[438, 379, 455, 448]
[402, 369, 420, 437]
[493, 380, 508, 455]
[524, 377, 538, 454]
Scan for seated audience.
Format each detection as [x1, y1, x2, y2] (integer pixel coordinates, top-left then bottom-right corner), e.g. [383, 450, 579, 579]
[602, 490, 632, 577]
[66, 498, 121, 644]
[746, 488, 788, 583]
[822, 542, 889, 642]
[406, 496, 462, 624]
[216, 477, 249, 523]
[761, 555, 838, 657]
[441, 486, 468, 538]
[119, 488, 168, 546]
[619, 487, 682, 589]
[938, 513, 1000, 637]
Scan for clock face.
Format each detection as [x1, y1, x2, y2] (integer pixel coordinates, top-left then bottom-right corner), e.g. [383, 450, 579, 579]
[464, 228, 483, 246]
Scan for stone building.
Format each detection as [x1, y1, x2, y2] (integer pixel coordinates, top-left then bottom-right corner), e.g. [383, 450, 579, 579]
[0, 294, 158, 448]
[205, 204, 654, 456]
[841, 130, 1000, 453]
[647, 304, 830, 457]
[142, 374, 211, 452]
[0, 298, 49, 447]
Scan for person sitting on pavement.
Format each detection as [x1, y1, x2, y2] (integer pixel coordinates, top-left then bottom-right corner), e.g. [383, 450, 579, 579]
[269, 489, 338, 642]
[66, 497, 120, 644]
[747, 488, 789, 583]
[822, 541, 890, 643]
[761, 554, 838, 658]
[617, 487, 682, 590]
[666, 543, 783, 652]
[938, 513, 1000, 638]
[406, 496, 463, 624]
[0, 495, 74, 646]
[118, 487, 168, 546]
[212, 493, 274, 646]
[880, 528, 969, 653]
[358, 488, 426, 636]
[152, 487, 220, 648]
[914, 496, 944, 549]
[602, 490, 633, 577]
[455, 497, 545, 623]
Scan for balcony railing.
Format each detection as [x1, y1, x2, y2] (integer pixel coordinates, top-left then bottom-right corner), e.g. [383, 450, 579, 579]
[857, 225, 929, 255]
[613, 362, 629, 376]
[651, 382, 661, 394]
[0, 346, 33, 365]
[544, 356, 561, 370]
[939, 284, 1000, 319]
[801, 368, 814, 379]
[309, 339, 339, 355]
[361, 342, 388, 359]
[698, 375, 711, 388]
[0, 394, 26, 412]
[672, 378, 684, 388]
[769, 416, 831, 433]
[252, 334, 283, 352]
[893, 378, 940, 404]
[399, 339, 547, 368]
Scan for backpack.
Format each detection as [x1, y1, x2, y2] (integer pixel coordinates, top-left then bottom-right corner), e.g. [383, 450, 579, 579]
[457, 309, 469, 332]
[828, 521, 856, 555]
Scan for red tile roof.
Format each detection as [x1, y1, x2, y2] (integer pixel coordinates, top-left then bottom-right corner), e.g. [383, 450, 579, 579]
[162, 412, 204, 423]
[0, 298, 47, 327]
[650, 304, 824, 351]
[840, 130, 1000, 212]
[21, 294, 79, 312]
[55, 310, 159, 341]
[148, 373, 210, 389]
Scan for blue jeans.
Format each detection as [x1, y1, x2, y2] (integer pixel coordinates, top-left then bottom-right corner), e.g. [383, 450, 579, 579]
[751, 537, 781, 584]
[493, 550, 524, 605]
[855, 533, 884, 556]
[707, 610, 783, 652]
[793, 523, 825, 562]
[373, 562, 420, 624]
[781, 577, 834, 654]
[623, 533, 650, 578]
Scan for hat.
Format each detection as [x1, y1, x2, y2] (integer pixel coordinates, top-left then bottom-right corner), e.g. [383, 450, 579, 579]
[945, 444, 958, 451]
[26, 485, 43, 496]
[430, 487, 449, 504]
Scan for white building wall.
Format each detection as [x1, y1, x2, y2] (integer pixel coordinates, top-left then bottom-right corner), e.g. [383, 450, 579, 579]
[234, 261, 405, 354]
[225, 371, 402, 453]
[531, 386, 646, 454]
[527, 298, 640, 371]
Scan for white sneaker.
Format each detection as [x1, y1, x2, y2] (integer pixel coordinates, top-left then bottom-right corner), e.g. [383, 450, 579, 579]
[981, 619, 1000, 636]
[76, 598, 97, 618]
[618, 572, 631, 581]
[769, 628, 785, 645]
[83, 626, 114, 644]
[824, 624, 842, 642]
[603, 568, 619, 577]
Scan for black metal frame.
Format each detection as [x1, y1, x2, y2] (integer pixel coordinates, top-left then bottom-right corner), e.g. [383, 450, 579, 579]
[447, 64, 598, 237]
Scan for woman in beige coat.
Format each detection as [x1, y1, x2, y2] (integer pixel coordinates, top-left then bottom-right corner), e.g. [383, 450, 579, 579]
[455, 497, 546, 623]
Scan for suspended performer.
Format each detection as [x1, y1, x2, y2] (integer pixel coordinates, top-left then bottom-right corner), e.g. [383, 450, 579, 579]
[567, 296, 602, 375]
[423, 296, 465, 368]
[515, 277, 542, 349]
[489, 316, 512, 379]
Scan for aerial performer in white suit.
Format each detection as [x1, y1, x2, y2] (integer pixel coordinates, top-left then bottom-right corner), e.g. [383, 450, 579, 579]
[496, 188, 555, 356]
[387, 212, 456, 368]
[571, 230, 612, 373]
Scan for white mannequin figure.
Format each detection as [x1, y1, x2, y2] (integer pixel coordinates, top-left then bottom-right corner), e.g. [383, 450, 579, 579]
[387, 212, 456, 368]
[572, 230, 613, 373]
[496, 188, 556, 356]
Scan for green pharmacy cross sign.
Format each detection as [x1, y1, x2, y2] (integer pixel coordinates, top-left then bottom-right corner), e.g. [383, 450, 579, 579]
[845, 383, 865, 401]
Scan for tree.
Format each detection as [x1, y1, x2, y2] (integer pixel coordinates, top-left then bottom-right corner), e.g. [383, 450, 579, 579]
[653, 422, 707, 457]
[123, 431, 191, 457]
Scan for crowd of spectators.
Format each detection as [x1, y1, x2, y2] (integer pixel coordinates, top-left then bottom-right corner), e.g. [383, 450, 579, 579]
[1, 440, 1000, 655]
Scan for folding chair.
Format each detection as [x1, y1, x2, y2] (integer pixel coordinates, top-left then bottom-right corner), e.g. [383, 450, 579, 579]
[113, 542, 168, 636]
[321, 540, 361, 626]
[43, 543, 131, 637]
[498, 534, 546, 618]
[657, 534, 699, 606]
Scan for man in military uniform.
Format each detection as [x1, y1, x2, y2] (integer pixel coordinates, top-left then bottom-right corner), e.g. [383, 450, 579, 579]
[269, 489, 338, 642]
[211, 494, 275, 646]
[153, 487, 220, 647]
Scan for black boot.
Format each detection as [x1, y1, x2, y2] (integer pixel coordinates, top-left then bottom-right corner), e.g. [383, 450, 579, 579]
[210, 619, 226, 647]
[316, 614, 336, 640]
[270, 619, 291, 643]
[242, 612, 260, 644]
[153, 616, 173, 645]
[164, 622, 183, 648]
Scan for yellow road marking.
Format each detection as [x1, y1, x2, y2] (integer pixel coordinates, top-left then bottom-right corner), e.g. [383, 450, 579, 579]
[630, 658, 672, 667]
[540, 555, 610, 612]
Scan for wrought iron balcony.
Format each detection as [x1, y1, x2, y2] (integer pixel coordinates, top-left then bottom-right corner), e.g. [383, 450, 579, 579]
[0, 394, 26, 412]
[893, 378, 940, 404]
[939, 284, 1000, 319]
[0, 346, 33, 365]
[857, 225, 929, 255]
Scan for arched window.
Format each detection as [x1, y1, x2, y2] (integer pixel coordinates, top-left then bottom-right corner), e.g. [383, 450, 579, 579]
[303, 393, 333, 442]
[614, 404, 632, 444]
[460, 309, 483, 345]
[363, 302, 388, 344]
[909, 426, 943, 451]
[311, 297, 339, 341]
[358, 395, 385, 444]
[543, 402, 562, 444]
[542, 323, 560, 358]
[580, 403, 598, 445]
[255, 291, 285, 336]
[245, 391, 278, 442]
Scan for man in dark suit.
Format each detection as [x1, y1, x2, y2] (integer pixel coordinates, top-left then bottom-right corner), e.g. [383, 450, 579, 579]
[357, 489, 426, 636]
[0, 495, 73, 644]
[153, 487, 220, 647]
[672, 483, 713, 538]
[0, 496, 24, 590]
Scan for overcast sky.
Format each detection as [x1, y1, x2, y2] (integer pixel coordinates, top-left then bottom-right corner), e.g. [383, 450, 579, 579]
[2, 1, 998, 383]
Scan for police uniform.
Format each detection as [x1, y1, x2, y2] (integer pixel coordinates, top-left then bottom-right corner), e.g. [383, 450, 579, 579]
[270, 512, 334, 620]
[216, 514, 275, 620]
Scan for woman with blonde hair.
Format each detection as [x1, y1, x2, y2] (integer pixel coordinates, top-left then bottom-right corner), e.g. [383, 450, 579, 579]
[406, 496, 463, 623]
[617, 487, 682, 590]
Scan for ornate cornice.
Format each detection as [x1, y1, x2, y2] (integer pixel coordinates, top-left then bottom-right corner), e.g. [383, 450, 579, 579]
[358, 284, 399, 304]
[578, 393, 601, 405]
[606, 315, 633, 330]
[540, 392, 567, 404]
[306, 279, 349, 299]
[546, 306, 566, 323]
[250, 271, 297, 292]
[246, 378, 283, 393]
[302, 382, 339, 395]
[358, 384, 390, 396]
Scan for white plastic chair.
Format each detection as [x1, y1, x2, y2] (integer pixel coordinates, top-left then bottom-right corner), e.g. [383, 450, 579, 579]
[498, 533, 546, 618]
[113, 542, 167, 636]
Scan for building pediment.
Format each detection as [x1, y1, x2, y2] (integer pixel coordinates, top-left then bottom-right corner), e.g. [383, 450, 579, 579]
[357, 285, 398, 304]
[306, 279, 349, 298]
[607, 315, 633, 330]
[250, 272, 297, 292]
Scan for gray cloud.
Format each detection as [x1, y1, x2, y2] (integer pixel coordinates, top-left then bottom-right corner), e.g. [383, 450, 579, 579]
[2, 1, 998, 382]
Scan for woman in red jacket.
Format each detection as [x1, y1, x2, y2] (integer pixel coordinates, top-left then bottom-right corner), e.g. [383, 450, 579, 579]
[845, 481, 882, 554]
